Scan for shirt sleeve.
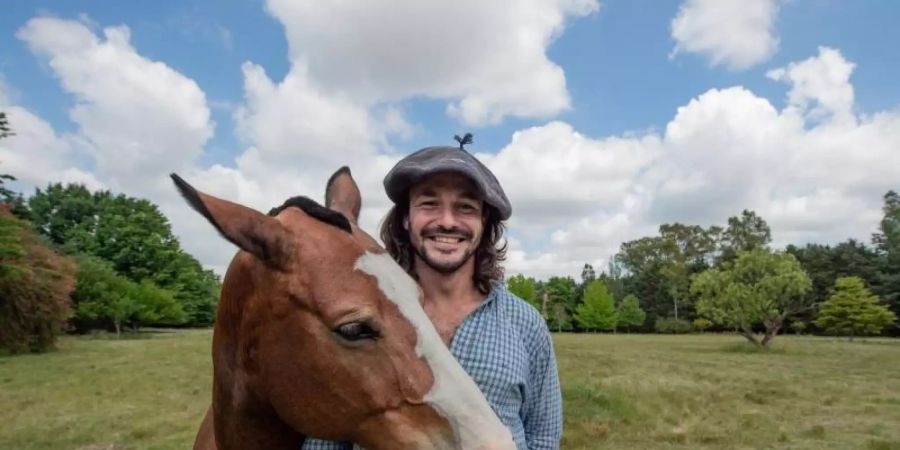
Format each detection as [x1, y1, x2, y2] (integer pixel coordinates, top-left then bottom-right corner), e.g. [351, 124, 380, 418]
[301, 439, 353, 450]
[521, 324, 563, 450]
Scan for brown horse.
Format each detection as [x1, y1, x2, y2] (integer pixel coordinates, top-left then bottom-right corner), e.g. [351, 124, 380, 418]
[173, 167, 516, 450]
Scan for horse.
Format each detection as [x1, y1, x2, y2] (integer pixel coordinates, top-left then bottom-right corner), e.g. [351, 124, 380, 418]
[172, 167, 516, 450]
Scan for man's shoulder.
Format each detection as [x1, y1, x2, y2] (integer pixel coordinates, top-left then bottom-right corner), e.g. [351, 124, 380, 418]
[491, 284, 550, 334]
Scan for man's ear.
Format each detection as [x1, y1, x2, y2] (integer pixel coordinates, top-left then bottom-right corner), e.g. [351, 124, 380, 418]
[325, 166, 361, 225]
[402, 215, 409, 231]
[170, 173, 293, 266]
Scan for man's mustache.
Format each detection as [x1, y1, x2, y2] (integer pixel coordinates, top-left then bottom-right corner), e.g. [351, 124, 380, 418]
[422, 226, 472, 240]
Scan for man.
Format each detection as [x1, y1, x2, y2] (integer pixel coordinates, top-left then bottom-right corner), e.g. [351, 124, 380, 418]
[304, 140, 562, 450]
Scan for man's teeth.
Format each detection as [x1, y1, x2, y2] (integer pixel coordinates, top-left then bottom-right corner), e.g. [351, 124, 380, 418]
[431, 236, 463, 244]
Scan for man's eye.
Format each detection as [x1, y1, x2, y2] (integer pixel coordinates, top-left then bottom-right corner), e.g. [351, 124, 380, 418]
[334, 321, 380, 341]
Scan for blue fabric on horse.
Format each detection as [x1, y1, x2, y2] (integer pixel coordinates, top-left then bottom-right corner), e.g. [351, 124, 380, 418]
[302, 283, 563, 450]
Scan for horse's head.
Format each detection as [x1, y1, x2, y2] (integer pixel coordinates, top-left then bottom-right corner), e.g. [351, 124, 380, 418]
[173, 168, 515, 450]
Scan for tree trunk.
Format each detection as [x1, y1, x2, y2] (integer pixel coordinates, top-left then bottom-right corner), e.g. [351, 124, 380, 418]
[761, 320, 783, 348]
[114, 321, 121, 339]
[739, 327, 762, 347]
[673, 297, 679, 321]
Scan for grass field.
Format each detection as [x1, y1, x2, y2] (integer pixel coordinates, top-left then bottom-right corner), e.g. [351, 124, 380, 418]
[1, 331, 899, 450]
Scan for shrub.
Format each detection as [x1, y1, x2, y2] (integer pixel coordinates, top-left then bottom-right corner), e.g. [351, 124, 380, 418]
[0, 209, 75, 353]
[655, 317, 692, 334]
[693, 318, 712, 332]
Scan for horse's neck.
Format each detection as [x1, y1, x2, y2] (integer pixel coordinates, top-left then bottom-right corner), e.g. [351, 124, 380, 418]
[212, 356, 305, 449]
[212, 272, 305, 449]
[215, 402, 304, 449]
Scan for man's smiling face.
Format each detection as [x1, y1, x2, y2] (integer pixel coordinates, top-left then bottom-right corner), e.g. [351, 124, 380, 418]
[405, 172, 485, 274]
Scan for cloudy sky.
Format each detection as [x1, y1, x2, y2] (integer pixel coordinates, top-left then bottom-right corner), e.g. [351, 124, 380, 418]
[1, 0, 898, 280]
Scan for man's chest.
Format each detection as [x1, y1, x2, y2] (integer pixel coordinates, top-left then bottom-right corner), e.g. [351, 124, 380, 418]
[424, 301, 481, 346]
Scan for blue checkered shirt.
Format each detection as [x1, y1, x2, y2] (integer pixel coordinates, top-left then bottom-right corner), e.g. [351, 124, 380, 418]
[302, 283, 562, 450]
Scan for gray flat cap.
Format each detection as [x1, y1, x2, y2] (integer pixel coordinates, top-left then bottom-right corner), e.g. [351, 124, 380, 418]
[384, 146, 512, 220]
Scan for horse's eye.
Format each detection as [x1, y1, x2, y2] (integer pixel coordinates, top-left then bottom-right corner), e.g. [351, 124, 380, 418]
[335, 321, 380, 341]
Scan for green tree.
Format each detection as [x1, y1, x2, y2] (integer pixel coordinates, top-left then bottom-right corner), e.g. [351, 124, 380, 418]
[507, 274, 539, 311]
[617, 223, 719, 322]
[616, 294, 646, 332]
[1, 111, 17, 202]
[574, 280, 617, 332]
[787, 239, 882, 327]
[719, 210, 771, 263]
[691, 248, 811, 348]
[72, 254, 137, 336]
[872, 190, 900, 333]
[0, 112, 12, 140]
[814, 276, 896, 338]
[72, 254, 187, 336]
[581, 263, 596, 285]
[129, 280, 188, 331]
[543, 276, 577, 331]
[28, 185, 220, 325]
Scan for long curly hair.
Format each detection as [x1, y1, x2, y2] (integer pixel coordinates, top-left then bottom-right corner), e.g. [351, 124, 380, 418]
[380, 201, 507, 295]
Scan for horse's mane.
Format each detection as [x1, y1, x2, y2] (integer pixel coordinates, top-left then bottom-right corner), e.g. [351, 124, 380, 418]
[268, 196, 352, 234]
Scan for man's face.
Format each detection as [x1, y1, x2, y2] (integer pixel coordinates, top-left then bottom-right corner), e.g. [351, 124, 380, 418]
[405, 172, 485, 274]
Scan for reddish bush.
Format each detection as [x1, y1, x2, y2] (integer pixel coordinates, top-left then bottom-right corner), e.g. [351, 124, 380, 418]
[0, 205, 75, 353]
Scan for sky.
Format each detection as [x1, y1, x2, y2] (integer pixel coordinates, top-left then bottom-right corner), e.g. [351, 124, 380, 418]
[1, 0, 898, 280]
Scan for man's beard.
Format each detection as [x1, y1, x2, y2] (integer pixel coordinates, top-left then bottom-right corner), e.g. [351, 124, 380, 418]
[413, 226, 478, 274]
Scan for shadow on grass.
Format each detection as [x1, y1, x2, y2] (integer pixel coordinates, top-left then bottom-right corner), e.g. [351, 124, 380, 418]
[719, 341, 790, 355]
[75, 328, 192, 341]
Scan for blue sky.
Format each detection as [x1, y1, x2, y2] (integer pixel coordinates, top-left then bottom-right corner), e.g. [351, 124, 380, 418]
[1, 0, 898, 278]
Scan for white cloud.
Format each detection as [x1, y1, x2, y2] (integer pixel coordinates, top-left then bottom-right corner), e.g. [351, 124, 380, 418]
[493, 48, 899, 279]
[767, 46, 857, 123]
[17, 17, 214, 192]
[671, 0, 781, 70]
[0, 104, 103, 191]
[263, 0, 598, 125]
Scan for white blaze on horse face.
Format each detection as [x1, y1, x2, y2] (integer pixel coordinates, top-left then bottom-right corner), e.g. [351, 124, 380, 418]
[355, 252, 516, 450]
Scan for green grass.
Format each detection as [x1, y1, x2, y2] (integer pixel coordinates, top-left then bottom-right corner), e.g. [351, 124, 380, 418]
[557, 333, 900, 450]
[1, 331, 899, 449]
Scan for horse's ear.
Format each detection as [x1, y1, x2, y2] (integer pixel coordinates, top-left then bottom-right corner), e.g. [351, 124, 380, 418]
[325, 166, 361, 225]
[170, 173, 292, 266]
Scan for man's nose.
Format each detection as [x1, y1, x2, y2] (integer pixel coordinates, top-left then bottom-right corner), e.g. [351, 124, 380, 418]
[436, 205, 458, 228]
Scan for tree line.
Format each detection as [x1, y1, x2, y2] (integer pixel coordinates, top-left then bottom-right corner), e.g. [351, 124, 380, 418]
[1, 112, 220, 353]
[508, 201, 899, 347]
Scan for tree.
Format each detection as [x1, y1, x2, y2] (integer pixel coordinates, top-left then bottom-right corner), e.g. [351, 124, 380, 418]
[872, 190, 900, 333]
[129, 280, 188, 332]
[0, 207, 75, 353]
[581, 263, 596, 285]
[72, 254, 187, 336]
[617, 223, 719, 322]
[719, 210, 771, 263]
[1, 111, 17, 202]
[543, 276, 577, 331]
[574, 280, 617, 332]
[814, 276, 896, 339]
[72, 254, 137, 336]
[616, 294, 646, 332]
[691, 248, 811, 348]
[28, 185, 220, 325]
[0, 112, 12, 140]
[507, 274, 539, 311]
